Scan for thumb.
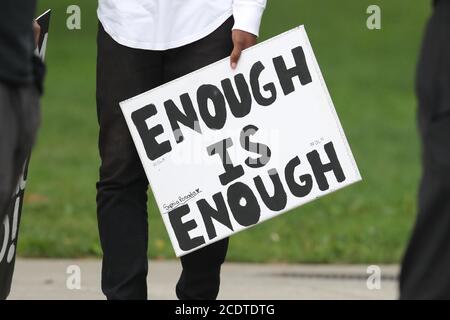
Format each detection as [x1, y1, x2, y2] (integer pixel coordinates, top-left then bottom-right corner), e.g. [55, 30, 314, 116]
[230, 46, 242, 70]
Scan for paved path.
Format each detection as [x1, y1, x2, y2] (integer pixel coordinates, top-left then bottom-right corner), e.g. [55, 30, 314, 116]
[8, 259, 398, 300]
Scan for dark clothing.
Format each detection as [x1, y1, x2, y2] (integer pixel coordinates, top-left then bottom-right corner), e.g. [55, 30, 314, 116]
[0, 82, 40, 299]
[400, 1, 450, 299]
[0, 83, 40, 217]
[96, 17, 233, 300]
[435, 0, 450, 5]
[0, 0, 37, 85]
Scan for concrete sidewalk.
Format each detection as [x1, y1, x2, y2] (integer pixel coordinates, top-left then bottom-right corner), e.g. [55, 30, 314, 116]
[8, 259, 398, 300]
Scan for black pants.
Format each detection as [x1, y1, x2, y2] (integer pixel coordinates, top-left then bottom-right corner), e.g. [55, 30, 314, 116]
[96, 18, 233, 300]
[0, 82, 40, 299]
[400, 1, 450, 299]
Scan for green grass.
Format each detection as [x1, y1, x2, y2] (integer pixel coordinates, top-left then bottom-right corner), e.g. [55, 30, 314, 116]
[18, 0, 431, 263]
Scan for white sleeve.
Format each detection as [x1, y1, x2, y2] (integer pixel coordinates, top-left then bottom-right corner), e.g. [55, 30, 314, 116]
[232, 0, 267, 37]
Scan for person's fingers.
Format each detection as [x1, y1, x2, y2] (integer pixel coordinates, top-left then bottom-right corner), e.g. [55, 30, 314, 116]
[230, 30, 257, 69]
[230, 45, 242, 69]
[33, 21, 41, 48]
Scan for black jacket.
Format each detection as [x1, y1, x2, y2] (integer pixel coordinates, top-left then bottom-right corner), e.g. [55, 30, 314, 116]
[0, 0, 37, 85]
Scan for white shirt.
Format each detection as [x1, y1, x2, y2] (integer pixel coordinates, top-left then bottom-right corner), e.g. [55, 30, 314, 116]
[97, 0, 266, 50]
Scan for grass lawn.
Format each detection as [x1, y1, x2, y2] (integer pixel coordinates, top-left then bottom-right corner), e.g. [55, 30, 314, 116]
[19, 0, 431, 263]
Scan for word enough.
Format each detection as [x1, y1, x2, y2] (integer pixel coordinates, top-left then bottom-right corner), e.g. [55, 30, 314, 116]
[169, 142, 346, 251]
[131, 46, 313, 162]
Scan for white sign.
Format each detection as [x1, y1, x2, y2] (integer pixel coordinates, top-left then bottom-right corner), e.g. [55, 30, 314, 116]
[120, 26, 362, 257]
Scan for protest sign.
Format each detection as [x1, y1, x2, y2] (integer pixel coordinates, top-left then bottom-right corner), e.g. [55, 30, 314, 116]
[120, 26, 362, 257]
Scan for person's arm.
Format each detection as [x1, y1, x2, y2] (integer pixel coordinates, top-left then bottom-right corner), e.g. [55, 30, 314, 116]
[230, 0, 267, 69]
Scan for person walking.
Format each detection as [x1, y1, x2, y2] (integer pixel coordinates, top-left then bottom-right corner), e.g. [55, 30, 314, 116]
[96, 0, 267, 300]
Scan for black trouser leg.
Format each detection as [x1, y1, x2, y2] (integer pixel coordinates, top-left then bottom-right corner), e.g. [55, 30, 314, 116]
[0, 85, 21, 223]
[96, 17, 233, 300]
[163, 17, 234, 300]
[176, 239, 229, 300]
[96, 23, 163, 300]
[0, 83, 40, 299]
[400, 2, 450, 299]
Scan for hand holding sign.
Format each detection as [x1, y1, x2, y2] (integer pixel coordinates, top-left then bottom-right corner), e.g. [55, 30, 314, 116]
[33, 21, 41, 47]
[120, 26, 362, 257]
[230, 29, 257, 69]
